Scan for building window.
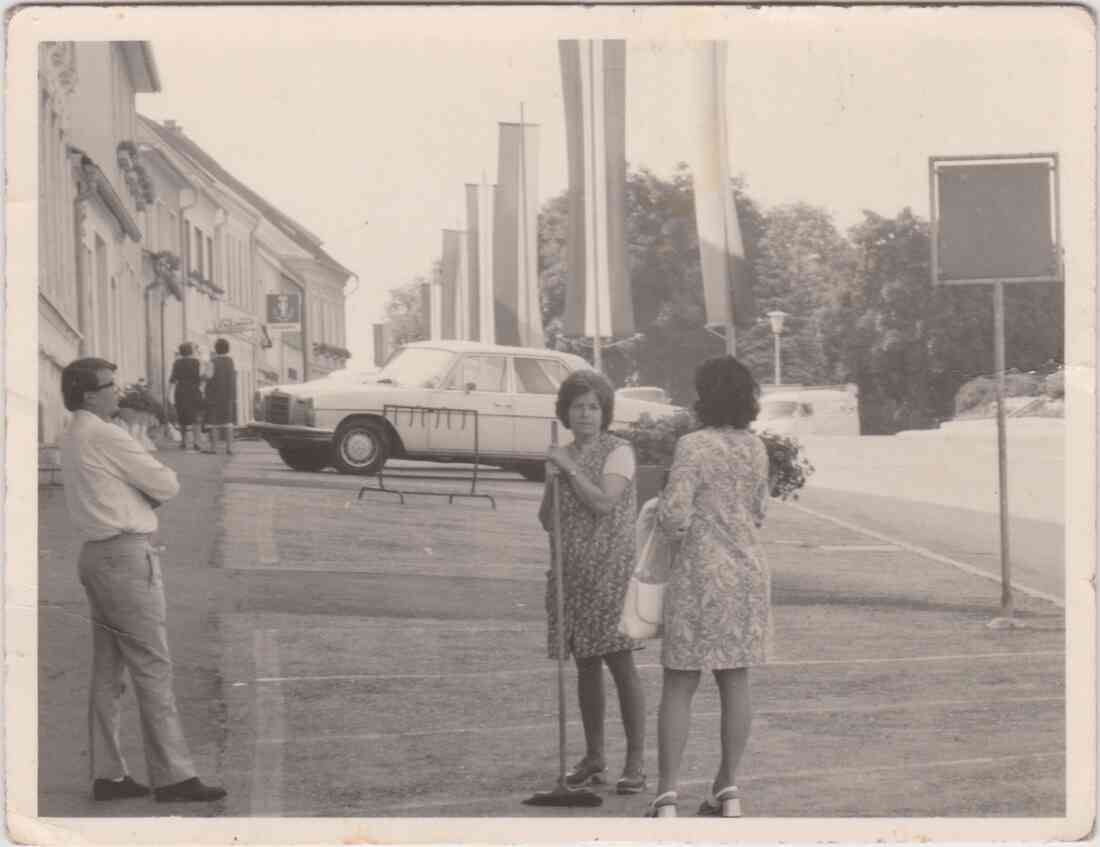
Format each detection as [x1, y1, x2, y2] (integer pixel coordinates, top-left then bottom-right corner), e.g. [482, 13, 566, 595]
[206, 234, 214, 284]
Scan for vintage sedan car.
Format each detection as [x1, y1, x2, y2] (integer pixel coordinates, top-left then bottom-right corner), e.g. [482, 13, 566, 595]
[251, 340, 678, 477]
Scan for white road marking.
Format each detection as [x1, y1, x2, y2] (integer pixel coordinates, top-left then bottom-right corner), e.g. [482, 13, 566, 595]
[781, 500, 1064, 608]
[250, 629, 285, 816]
[253, 650, 1063, 683]
[259, 695, 1062, 745]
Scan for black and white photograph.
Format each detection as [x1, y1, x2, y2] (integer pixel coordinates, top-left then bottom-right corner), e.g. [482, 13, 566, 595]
[7, 4, 1095, 843]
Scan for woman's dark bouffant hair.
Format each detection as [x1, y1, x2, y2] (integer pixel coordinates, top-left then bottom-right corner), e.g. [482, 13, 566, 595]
[555, 369, 615, 431]
[214, 338, 230, 355]
[693, 355, 760, 429]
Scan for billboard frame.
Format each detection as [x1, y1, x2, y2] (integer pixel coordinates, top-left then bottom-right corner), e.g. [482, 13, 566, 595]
[929, 152, 1063, 286]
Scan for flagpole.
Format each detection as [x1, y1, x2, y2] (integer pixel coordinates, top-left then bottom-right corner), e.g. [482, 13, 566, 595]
[588, 40, 604, 373]
[519, 102, 531, 349]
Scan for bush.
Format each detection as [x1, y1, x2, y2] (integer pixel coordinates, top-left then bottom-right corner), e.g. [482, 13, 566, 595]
[613, 411, 815, 501]
[1042, 369, 1064, 399]
[955, 372, 1044, 416]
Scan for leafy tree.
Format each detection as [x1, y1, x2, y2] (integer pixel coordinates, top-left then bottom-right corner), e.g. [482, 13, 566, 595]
[384, 274, 431, 347]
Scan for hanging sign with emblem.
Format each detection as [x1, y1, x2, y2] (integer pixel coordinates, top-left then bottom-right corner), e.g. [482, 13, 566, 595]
[267, 292, 302, 331]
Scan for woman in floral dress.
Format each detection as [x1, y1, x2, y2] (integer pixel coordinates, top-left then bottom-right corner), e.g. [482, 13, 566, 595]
[646, 356, 771, 818]
[539, 370, 647, 794]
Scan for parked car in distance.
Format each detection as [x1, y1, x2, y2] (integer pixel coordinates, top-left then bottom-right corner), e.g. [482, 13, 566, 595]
[251, 340, 679, 478]
[754, 385, 860, 437]
[616, 386, 671, 405]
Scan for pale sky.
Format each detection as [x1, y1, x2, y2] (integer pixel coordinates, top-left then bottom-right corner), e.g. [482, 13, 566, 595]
[121, 6, 1093, 368]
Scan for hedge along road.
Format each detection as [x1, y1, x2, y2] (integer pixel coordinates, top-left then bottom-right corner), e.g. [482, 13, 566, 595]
[209, 442, 1064, 818]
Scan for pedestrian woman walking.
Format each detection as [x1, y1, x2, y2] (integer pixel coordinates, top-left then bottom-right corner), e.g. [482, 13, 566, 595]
[168, 343, 203, 451]
[539, 370, 647, 795]
[202, 338, 237, 455]
[646, 356, 771, 818]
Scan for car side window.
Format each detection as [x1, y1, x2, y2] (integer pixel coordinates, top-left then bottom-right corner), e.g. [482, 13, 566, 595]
[514, 358, 563, 395]
[445, 356, 508, 393]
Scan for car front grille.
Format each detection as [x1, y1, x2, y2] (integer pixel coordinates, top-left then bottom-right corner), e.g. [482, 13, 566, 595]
[266, 393, 291, 425]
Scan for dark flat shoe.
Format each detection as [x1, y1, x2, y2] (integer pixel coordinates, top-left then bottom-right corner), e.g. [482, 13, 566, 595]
[92, 775, 150, 801]
[154, 777, 227, 803]
[565, 757, 608, 787]
[616, 772, 647, 794]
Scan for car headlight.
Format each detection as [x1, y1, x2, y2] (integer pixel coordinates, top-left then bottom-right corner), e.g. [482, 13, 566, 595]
[302, 397, 316, 427]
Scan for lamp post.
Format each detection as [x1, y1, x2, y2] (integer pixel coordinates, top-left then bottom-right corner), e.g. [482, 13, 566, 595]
[766, 310, 789, 386]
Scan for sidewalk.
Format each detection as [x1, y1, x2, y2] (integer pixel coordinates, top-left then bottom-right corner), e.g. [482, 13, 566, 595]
[37, 440, 235, 817]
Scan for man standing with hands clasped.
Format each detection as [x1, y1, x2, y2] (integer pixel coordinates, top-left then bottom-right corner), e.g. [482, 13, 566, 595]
[59, 357, 227, 804]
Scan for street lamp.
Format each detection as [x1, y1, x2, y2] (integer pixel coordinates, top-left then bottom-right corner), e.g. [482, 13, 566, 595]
[766, 310, 789, 386]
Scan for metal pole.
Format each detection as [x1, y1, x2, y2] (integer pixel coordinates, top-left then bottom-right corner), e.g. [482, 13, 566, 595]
[725, 323, 736, 356]
[994, 281, 1014, 617]
[550, 421, 568, 782]
[588, 40, 603, 374]
[774, 332, 782, 386]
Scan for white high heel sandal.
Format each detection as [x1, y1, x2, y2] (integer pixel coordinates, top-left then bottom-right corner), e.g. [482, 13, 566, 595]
[698, 785, 741, 817]
[645, 791, 678, 817]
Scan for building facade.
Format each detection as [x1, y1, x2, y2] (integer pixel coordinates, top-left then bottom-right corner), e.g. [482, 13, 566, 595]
[37, 40, 354, 445]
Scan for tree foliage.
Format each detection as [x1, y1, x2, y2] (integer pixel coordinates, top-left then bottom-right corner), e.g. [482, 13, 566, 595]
[394, 167, 1063, 433]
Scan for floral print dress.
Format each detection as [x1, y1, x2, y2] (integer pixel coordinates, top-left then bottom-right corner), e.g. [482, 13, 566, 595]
[658, 427, 772, 670]
[545, 432, 642, 660]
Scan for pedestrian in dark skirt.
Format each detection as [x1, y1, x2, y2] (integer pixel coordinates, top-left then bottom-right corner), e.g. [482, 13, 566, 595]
[169, 343, 203, 451]
[202, 338, 237, 455]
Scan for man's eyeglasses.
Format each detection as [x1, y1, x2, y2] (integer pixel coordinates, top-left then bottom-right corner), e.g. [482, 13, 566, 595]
[92, 380, 116, 392]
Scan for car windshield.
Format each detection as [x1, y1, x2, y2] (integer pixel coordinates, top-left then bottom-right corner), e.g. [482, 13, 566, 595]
[760, 400, 800, 419]
[377, 348, 457, 388]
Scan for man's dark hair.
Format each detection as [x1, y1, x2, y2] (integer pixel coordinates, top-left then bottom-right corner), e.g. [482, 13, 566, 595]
[693, 355, 760, 429]
[61, 357, 116, 412]
[214, 338, 230, 355]
[555, 369, 615, 431]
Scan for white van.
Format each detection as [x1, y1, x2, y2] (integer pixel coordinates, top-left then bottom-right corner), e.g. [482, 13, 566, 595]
[754, 385, 860, 437]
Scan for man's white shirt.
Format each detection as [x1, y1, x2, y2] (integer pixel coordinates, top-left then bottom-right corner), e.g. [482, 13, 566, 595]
[60, 410, 180, 541]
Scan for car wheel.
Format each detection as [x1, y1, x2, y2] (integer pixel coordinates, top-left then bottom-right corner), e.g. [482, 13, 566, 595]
[333, 418, 389, 475]
[517, 461, 546, 482]
[278, 446, 331, 472]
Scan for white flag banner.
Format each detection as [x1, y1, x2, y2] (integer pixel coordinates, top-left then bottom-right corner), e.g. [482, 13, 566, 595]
[493, 122, 542, 348]
[689, 41, 756, 330]
[466, 182, 496, 344]
[559, 39, 632, 339]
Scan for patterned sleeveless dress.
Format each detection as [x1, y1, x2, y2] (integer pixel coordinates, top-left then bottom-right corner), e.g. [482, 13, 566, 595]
[545, 432, 642, 660]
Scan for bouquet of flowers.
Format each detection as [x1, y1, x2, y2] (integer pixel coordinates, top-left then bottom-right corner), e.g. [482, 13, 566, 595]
[614, 409, 815, 500]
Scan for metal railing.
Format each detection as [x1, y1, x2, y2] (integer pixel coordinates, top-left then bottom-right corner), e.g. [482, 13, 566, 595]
[357, 404, 496, 509]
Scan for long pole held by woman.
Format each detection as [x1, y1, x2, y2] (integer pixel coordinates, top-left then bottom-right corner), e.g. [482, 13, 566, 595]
[538, 370, 647, 793]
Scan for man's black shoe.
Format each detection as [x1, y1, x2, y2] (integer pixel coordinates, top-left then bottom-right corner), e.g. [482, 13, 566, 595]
[92, 775, 151, 801]
[153, 777, 227, 803]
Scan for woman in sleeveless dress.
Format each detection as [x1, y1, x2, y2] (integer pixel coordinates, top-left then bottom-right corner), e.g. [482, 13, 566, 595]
[539, 369, 647, 795]
[646, 356, 772, 818]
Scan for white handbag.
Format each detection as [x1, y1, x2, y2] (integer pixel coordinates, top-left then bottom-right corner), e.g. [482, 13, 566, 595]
[619, 498, 672, 640]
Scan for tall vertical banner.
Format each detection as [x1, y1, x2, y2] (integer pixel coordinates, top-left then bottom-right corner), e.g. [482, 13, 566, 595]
[439, 229, 466, 340]
[690, 41, 756, 331]
[466, 182, 496, 344]
[559, 39, 633, 339]
[492, 122, 543, 348]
